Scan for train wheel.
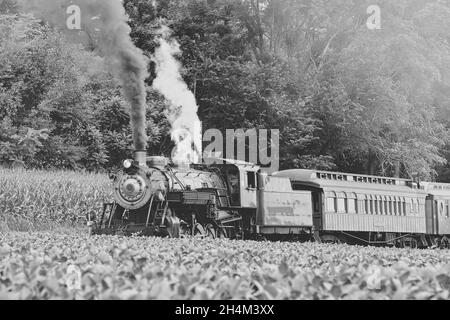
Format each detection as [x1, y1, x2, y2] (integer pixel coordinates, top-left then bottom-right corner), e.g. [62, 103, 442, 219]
[205, 224, 217, 238]
[164, 208, 180, 238]
[225, 220, 244, 240]
[234, 230, 244, 240]
[216, 227, 228, 239]
[255, 234, 267, 241]
[179, 220, 190, 238]
[164, 216, 180, 238]
[440, 237, 449, 249]
[235, 220, 244, 240]
[399, 237, 418, 249]
[116, 225, 126, 236]
[216, 224, 243, 240]
[321, 234, 342, 244]
[195, 223, 216, 239]
[428, 237, 439, 249]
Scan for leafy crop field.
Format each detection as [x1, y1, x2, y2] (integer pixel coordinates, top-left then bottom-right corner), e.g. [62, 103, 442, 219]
[0, 168, 112, 232]
[1, 232, 450, 300]
[1, 168, 450, 300]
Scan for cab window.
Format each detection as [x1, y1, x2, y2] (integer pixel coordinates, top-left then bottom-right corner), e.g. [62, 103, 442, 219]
[247, 171, 256, 189]
[226, 167, 240, 206]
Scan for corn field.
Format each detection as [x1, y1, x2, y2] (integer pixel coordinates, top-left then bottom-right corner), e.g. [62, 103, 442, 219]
[0, 168, 113, 232]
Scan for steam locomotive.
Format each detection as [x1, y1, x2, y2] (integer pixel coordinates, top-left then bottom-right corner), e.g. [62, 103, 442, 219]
[90, 151, 450, 248]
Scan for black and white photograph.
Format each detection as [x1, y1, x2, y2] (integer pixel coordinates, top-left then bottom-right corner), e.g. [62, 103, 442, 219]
[1, 0, 450, 307]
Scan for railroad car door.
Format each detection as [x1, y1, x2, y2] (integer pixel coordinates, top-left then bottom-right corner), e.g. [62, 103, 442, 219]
[425, 196, 437, 234]
[312, 191, 323, 229]
[240, 170, 258, 208]
[292, 183, 323, 230]
[433, 199, 440, 234]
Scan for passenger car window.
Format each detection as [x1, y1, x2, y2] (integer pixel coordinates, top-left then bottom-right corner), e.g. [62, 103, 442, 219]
[337, 198, 346, 213]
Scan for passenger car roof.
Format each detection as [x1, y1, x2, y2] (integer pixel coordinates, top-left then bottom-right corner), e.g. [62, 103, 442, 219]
[273, 169, 424, 196]
[421, 182, 450, 198]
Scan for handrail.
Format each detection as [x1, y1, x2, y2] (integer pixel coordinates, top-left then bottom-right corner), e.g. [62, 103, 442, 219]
[145, 195, 155, 227]
[165, 166, 185, 190]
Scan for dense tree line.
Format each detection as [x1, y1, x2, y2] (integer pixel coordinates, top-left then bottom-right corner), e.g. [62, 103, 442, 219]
[0, 0, 449, 181]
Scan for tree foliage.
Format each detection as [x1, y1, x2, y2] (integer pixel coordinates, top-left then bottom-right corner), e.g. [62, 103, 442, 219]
[0, 0, 449, 180]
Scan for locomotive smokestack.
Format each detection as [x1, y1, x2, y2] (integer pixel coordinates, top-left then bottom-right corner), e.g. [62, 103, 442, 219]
[134, 150, 147, 166]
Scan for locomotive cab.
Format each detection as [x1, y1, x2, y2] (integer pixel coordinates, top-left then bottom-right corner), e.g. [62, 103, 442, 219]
[202, 158, 314, 239]
[205, 158, 260, 208]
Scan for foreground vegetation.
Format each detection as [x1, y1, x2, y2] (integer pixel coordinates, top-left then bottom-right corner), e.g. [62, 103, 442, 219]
[1, 232, 450, 300]
[1, 167, 450, 300]
[0, 168, 112, 232]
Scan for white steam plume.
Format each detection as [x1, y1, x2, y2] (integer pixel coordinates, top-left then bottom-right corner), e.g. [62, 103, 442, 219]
[152, 27, 202, 165]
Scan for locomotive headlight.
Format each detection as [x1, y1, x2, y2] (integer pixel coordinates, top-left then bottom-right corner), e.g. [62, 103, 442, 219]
[123, 159, 133, 169]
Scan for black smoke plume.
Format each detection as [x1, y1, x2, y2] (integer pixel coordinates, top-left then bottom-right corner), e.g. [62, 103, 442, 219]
[17, 0, 149, 151]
